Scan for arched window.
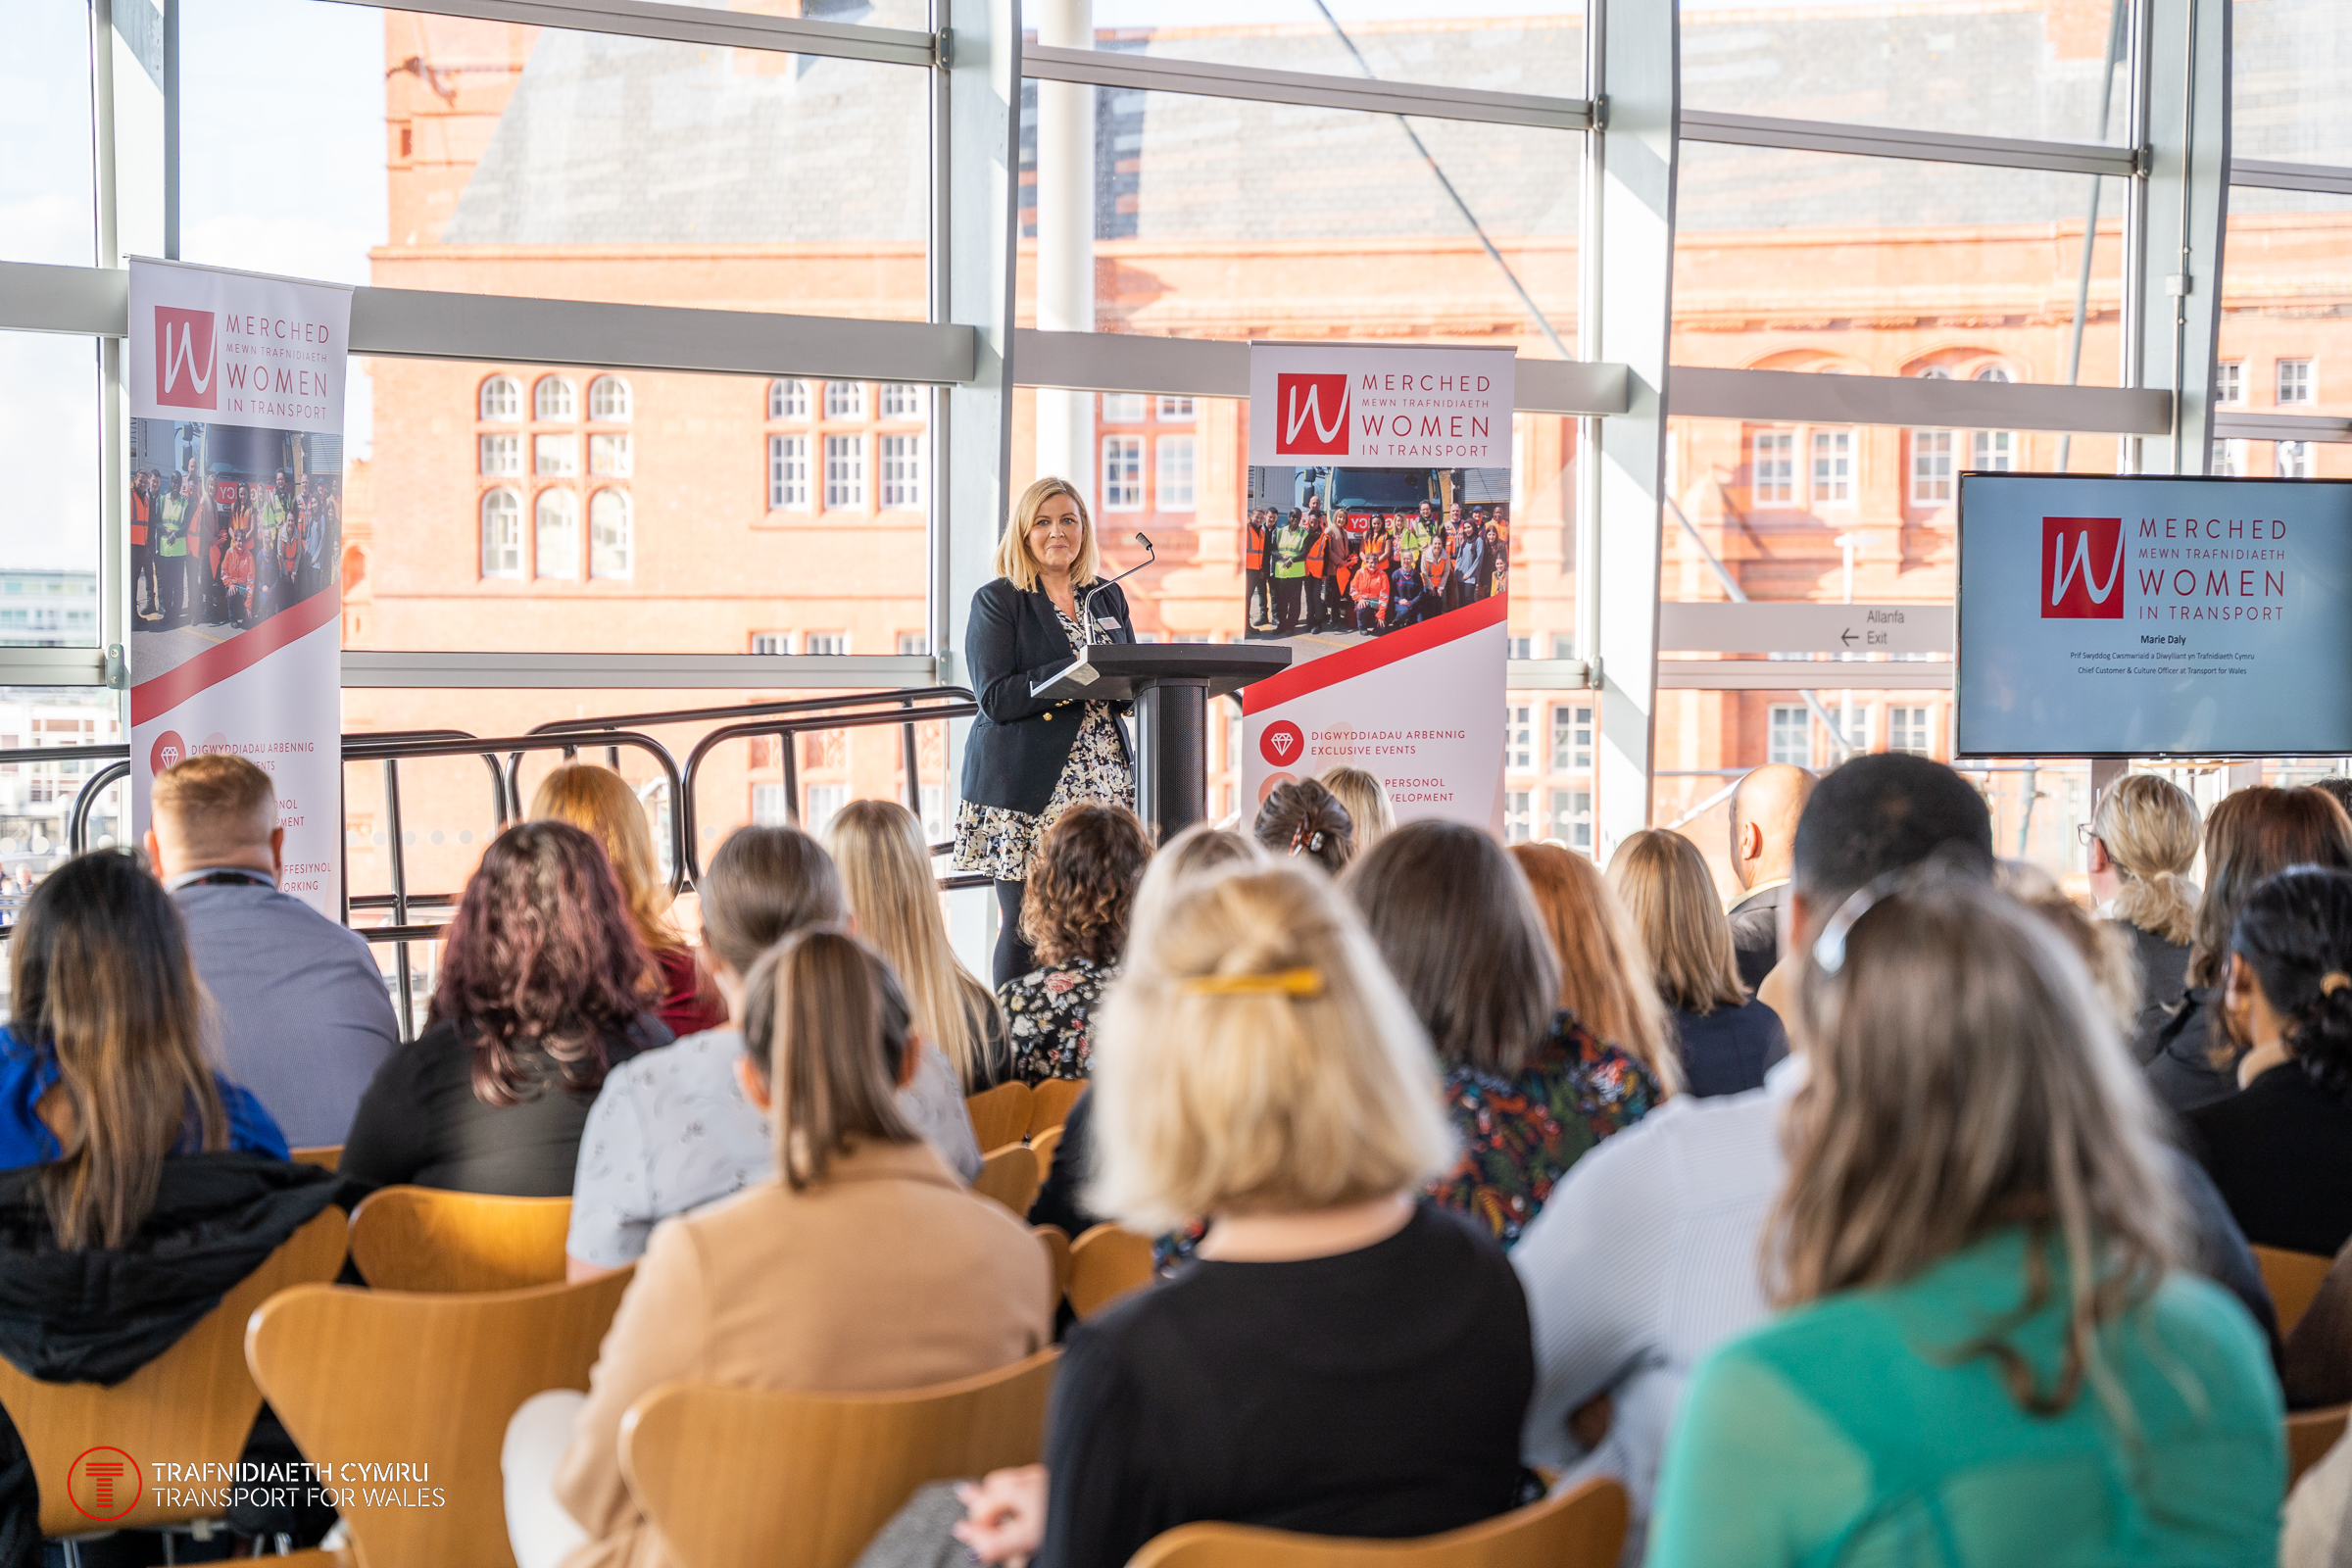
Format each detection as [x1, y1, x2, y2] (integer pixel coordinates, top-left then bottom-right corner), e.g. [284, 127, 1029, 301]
[479, 375, 521, 421]
[535, 375, 577, 421]
[590, 490, 633, 580]
[1973, 365, 2013, 383]
[480, 489, 522, 578]
[1914, 365, 1952, 379]
[589, 374, 632, 421]
[823, 381, 865, 420]
[769, 378, 808, 419]
[535, 489, 579, 579]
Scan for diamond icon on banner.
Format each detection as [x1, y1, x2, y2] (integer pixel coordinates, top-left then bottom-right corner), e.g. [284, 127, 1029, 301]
[1259, 720, 1304, 765]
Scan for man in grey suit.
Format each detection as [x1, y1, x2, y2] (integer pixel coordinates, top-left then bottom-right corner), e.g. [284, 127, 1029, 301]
[147, 753, 400, 1148]
[1725, 762, 1816, 993]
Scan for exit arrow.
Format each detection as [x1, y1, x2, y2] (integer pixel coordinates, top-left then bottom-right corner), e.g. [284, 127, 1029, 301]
[1839, 628, 1858, 648]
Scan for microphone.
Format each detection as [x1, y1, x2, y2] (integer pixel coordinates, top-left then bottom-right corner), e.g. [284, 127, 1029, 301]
[1081, 533, 1155, 645]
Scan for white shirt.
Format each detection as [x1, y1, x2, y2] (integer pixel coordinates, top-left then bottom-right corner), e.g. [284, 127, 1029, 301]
[1510, 1056, 1801, 1548]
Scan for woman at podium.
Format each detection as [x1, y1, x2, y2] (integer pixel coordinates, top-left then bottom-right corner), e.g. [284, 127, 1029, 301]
[954, 477, 1138, 986]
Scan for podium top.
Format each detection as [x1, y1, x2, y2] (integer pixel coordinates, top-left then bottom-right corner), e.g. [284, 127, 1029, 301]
[1029, 642, 1293, 704]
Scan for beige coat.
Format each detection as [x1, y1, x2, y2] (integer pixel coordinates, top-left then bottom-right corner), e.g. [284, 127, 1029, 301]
[553, 1139, 1056, 1568]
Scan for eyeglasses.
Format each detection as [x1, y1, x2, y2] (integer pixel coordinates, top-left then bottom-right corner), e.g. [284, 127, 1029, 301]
[2075, 823, 2101, 848]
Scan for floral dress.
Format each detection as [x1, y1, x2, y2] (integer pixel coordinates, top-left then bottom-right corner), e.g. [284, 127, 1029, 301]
[997, 956, 1111, 1084]
[1432, 1010, 1659, 1249]
[952, 607, 1137, 881]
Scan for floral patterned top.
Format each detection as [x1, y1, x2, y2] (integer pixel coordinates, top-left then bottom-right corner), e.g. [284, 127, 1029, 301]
[998, 956, 1112, 1085]
[1432, 1010, 1659, 1249]
[951, 607, 1136, 883]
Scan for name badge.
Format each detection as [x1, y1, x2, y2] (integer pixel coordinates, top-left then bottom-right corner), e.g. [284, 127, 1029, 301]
[1096, 617, 1121, 630]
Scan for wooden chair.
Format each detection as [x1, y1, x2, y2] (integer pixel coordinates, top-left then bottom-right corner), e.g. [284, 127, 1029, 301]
[2290, 1404, 2351, 1490]
[2257, 1245, 2335, 1338]
[965, 1082, 1032, 1153]
[349, 1185, 573, 1293]
[619, 1348, 1060, 1568]
[974, 1144, 1044, 1219]
[1067, 1223, 1156, 1320]
[1028, 1077, 1086, 1139]
[1127, 1476, 1629, 1568]
[0, 1208, 346, 1538]
[1030, 1125, 1065, 1183]
[1034, 1224, 1074, 1299]
[246, 1269, 634, 1568]
[289, 1144, 342, 1170]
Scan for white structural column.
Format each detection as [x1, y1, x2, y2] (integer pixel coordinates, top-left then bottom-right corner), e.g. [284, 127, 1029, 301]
[1587, 0, 1681, 855]
[2136, 0, 2231, 475]
[1033, 0, 1097, 511]
[95, 0, 168, 690]
[938, 0, 1024, 963]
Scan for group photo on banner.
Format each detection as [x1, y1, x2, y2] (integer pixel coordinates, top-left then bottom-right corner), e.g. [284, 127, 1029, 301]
[1241, 343, 1515, 835]
[127, 257, 352, 915]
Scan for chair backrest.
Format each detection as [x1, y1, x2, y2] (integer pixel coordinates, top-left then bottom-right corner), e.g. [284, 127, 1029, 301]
[1029, 1125, 1065, 1182]
[2290, 1404, 2351, 1491]
[349, 1185, 573, 1293]
[289, 1145, 342, 1171]
[246, 1269, 634, 1568]
[2256, 1245, 2334, 1338]
[1033, 1224, 1074, 1298]
[0, 1207, 347, 1536]
[1067, 1223, 1156, 1320]
[1027, 1078, 1086, 1139]
[973, 1145, 1044, 1218]
[618, 1348, 1060, 1568]
[1126, 1476, 1629, 1568]
[965, 1082, 1032, 1154]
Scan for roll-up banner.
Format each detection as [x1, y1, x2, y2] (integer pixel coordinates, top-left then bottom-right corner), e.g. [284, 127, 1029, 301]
[1242, 343, 1514, 833]
[128, 258, 351, 916]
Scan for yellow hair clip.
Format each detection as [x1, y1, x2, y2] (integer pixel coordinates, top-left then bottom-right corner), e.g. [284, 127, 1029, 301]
[1179, 966, 1326, 999]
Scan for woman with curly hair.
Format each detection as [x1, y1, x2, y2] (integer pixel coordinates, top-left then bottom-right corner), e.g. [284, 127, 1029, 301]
[341, 821, 673, 1197]
[998, 802, 1152, 1084]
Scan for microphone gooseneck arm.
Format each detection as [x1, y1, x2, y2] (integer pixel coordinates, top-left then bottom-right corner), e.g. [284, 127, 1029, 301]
[1080, 533, 1156, 647]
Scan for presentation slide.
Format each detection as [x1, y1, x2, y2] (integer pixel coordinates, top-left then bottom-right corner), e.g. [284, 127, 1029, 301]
[1957, 474, 2352, 757]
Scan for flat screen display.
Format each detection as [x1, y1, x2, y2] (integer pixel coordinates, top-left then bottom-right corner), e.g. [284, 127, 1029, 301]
[1957, 473, 2352, 757]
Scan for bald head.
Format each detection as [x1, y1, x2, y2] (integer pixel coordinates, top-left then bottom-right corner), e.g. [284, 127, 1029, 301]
[1730, 763, 1817, 891]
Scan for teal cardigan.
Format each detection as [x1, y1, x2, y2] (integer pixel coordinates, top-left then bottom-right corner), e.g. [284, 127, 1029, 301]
[1649, 1226, 2283, 1567]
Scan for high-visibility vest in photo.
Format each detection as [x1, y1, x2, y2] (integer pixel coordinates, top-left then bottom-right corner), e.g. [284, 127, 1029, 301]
[1272, 524, 1309, 578]
[1245, 521, 1265, 571]
[1304, 530, 1328, 578]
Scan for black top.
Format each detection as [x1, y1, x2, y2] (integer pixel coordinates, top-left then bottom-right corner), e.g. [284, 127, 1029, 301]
[339, 1012, 672, 1197]
[1029, 1087, 1101, 1237]
[1726, 883, 1787, 994]
[1034, 1201, 1533, 1568]
[959, 576, 1135, 816]
[2144, 989, 2240, 1114]
[2117, 921, 2193, 1061]
[2189, 1063, 2352, 1257]
[1670, 997, 1788, 1099]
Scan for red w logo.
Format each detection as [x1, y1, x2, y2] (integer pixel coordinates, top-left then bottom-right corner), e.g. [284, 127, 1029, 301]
[2041, 516, 2125, 618]
[1275, 374, 1348, 456]
[155, 307, 219, 411]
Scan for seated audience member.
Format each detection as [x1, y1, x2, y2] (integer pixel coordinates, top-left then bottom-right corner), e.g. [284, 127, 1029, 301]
[145, 752, 399, 1147]
[533, 763, 725, 1040]
[2316, 776, 2352, 821]
[513, 930, 1054, 1568]
[1724, 763, 1814, 991]
[1252, 777, 1354, 875]
[1000, 803, 1152, 1084]
[1647, 870, 2282, 1567]
[1318, 765, 1395, 853]
[2147, 786, 2352, 1111]
[956, 864, 1533, 1567]
[1030, 824, 1263, 1239]
[2190, 867, 2352, 1257]
[2087, 772, 2202, 1054]
[569, 825, 986, 1277]
[1513, 756, 2278, 1555]
[827, 799, 1006, 1106]
[341, 822, 673, 1198]
[1511, 842, 1682, 1097]
[1348, 823, 1659, 1247]
[1607, 828, 1787, 1097]
[0, 853, 336, 1550]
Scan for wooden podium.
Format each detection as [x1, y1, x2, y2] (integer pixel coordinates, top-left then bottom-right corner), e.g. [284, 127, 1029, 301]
[1030, 643, 1294, 840]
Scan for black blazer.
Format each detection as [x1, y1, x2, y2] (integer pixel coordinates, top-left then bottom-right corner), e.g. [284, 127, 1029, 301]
[960, 576, 1135, 815]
